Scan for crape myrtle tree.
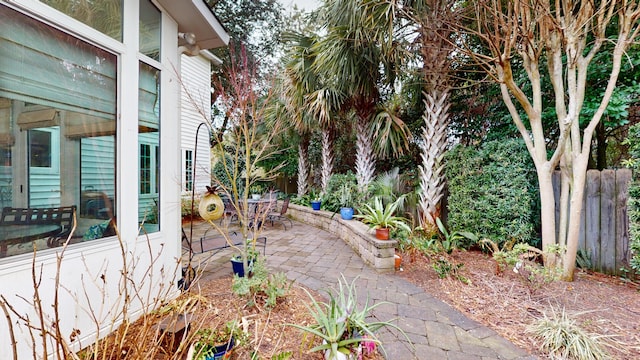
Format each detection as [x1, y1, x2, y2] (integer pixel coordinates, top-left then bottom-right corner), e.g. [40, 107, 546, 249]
[461, 0, 640, 280]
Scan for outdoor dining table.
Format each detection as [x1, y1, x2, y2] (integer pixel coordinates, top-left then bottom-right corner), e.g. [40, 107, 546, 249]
[245, 198, 276, 228]
[0, 224, 62, 257]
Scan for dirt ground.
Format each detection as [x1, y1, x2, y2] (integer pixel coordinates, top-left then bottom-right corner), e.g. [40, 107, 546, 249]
[106, 247, 638, 359]
[397, 250, 640, 359]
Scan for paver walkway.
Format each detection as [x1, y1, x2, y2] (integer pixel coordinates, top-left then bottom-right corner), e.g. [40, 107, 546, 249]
[189, 220, 537, 360]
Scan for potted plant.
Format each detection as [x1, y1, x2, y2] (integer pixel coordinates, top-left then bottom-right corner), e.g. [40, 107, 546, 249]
[338, 184, 354, 220]
[230, 241, 260, 277]
[310, 191, 323, 211]
[354, 197, 411, 240]
[249, 184, 263, 200]
[192, 321, 240, 360]
[288, 275, 407, 359]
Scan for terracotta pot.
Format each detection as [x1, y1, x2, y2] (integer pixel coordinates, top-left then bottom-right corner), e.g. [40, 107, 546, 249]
[394, 254, 402, 270]
[375, 227, 390, 240]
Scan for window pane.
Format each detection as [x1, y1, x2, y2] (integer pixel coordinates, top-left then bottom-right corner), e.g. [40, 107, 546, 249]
[0, 6, 118, 258]
[40, 0, 123, 41]
[30, 130, 52, 168]
[139, 0, 161, 61]
[138, 62, 159, 232]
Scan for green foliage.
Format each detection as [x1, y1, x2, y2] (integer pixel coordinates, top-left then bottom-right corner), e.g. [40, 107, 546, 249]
[287, 275, 406, 359]
[212, 152, 245, 195]
[232, 258, 292, 309]
[193, 320, 243, 360]
[321, 173, 359, 212]
[445, 139, 539, 248]
[270, 351, 292, 360]
[355, 197, 411, 232]
[528, 308, 609, 360]
[180, 196, 198, 219]
[369, 167, 418, 218]
[624, 123, 640, 276]
[435, 217, 478, 253]
[431, 256, 470, 284]
[480, 238, 527, 274]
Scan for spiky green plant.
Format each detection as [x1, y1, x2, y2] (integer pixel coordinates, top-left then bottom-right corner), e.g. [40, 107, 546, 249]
[528, 308, 609, 360]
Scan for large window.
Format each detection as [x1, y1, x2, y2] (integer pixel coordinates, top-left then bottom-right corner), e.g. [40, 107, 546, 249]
[0, 5, 117, 257]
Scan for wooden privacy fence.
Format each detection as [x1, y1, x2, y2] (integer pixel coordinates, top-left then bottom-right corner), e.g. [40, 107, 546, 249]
[553, 169, 632, 275]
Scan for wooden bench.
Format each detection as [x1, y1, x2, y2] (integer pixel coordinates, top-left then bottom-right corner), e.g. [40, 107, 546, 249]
[0, 206, 76, 248]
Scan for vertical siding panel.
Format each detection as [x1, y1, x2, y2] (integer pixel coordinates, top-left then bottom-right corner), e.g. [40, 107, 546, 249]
[600, 170, 616, 273]
[585, 170, 601, 271]
[615, 169, 632, 274]
[180, 55, 211, 195]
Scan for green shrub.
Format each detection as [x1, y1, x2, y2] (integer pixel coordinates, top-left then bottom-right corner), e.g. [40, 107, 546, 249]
[445, 139, 539, 248]
[322, 173, 359, 213]
[231, 259, 292, 309]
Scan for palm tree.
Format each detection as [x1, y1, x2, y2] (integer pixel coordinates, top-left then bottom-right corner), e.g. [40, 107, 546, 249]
[281, 31, 344, 195]
[365, 0, 457, 226]
[313, 0, 404, 193]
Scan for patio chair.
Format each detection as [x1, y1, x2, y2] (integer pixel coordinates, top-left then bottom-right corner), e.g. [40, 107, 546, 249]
[219, 197, 239, 225]
[266, 198, 293, 230]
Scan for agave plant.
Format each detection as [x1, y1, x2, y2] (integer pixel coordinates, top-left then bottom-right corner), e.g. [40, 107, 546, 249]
[287, 275, 406, 359]
[355, 197, 411, 232]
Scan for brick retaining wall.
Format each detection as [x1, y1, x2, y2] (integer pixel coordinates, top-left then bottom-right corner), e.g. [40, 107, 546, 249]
[286, 204, 397, 272]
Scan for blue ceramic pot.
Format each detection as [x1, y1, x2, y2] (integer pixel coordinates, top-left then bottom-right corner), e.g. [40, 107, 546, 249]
[340, 207, 354, 220]
[204, 337, 235, 360]
[230, 257, 255, 277]
[311, 201, 321, 210]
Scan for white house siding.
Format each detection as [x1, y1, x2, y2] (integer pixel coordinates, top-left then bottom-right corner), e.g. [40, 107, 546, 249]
[0, 0, 227, 358]
[180, 54, 212, 197]
[80, 137, 116, 199]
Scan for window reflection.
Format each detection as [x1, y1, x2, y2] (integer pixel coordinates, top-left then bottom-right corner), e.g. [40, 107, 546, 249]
[40, 0, 123, 41]
[138, 62, 160, 232]
[0, 6, 117, 257]
[139, 0, 161, 61]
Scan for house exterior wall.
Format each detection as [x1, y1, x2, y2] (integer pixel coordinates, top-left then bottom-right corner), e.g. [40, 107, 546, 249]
[180, 54, 212, 197]
[0, 1, 225, 358]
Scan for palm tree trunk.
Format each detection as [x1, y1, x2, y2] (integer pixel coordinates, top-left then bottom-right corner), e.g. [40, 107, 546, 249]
[355, 118, 375, 192]
[297, 137, 310, 196]
[418, 90, 450, 225]
[320, 129, 334, 193]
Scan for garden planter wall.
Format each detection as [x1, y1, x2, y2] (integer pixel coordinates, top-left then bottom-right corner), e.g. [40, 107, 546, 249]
[286, 204, 396, 272]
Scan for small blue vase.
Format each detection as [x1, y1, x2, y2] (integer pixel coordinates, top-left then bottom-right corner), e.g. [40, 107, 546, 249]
[340, 207, 354, 220]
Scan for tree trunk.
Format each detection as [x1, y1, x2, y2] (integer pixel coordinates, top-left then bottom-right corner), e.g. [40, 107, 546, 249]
[537, 166, 557, 266]
[297, 135, 310, 196]
[355, 117, 375, 192]
[320, 128, 334, 193]
[418, 90, 449, 225]
[562, 154, 589, 280]
[596, 121, 607, 170]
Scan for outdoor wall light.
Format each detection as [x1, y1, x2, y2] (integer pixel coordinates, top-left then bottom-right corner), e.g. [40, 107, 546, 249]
[178, 32, 197, 46]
